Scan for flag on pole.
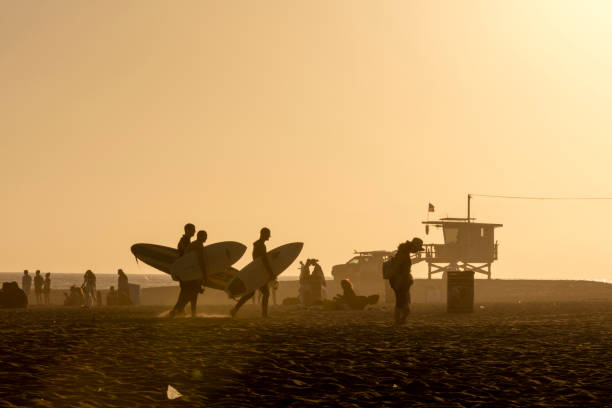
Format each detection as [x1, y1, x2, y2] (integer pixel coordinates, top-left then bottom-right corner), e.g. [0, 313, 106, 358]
[428, 203, 435, 212]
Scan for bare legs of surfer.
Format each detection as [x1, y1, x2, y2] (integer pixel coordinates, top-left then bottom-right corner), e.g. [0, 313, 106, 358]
[230, 284, 270, 318]
[170, 280, 200, 318]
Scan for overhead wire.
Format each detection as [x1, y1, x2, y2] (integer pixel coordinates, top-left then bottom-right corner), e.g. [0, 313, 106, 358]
[470, 194, 612, 200]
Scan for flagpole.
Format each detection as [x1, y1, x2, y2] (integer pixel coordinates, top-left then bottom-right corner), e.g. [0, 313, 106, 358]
[467, 194, 471, 222]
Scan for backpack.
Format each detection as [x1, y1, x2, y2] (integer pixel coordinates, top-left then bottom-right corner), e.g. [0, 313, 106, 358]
[382, 257, 397, 280]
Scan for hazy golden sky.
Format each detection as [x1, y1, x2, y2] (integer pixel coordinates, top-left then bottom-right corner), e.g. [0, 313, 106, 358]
[2, 0, 612, 280]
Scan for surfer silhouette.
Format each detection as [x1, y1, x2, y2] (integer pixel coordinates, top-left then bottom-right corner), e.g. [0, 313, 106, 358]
[171, 223, 196, 316]
[170, 229, 207, 318]
[231, 227, 274, 318]
[177, 223, 195, 257]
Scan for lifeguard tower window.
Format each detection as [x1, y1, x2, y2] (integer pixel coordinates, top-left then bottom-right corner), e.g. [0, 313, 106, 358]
[444, 228, 459, 244]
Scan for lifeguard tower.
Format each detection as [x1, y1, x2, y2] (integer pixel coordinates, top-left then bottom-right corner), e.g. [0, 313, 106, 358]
[418, 217, 503, 279]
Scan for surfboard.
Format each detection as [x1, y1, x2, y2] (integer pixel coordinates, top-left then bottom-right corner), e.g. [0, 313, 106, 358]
[130, 242, 246, 290]
[169, 242, 246, 286]
[226, 242, 303, 298]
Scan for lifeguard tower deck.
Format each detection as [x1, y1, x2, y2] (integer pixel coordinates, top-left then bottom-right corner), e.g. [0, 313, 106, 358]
[414, 218, 503, 279]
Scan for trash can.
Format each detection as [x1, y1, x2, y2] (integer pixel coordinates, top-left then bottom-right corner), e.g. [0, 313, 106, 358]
[447, 271, 474, 313]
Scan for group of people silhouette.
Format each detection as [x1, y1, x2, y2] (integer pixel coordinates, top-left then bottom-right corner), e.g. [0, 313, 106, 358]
[169, 223, 277, 318]
[298, 258, 327, 306]
[21, 270, 51, 305]
[2, 225, 422, 326]
[64, 269, 132, 307]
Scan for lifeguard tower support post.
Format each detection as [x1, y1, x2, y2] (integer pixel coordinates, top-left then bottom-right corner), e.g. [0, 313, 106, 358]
[418, 217, 502, 279]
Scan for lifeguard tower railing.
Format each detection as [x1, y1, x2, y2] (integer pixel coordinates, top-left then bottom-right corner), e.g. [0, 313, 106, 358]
[416, 242, 499, 263]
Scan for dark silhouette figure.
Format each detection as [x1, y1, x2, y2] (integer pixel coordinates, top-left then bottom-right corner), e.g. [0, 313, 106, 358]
[22, 270, 31, 299]
[0, 282, 28, 308]
[310, 260, 326, 304]
[298, 259, 326, 306]
[299, 260, 312, 305]
[117, 269, 131, 305]
[231, 227, 274, 318]
[329, 279, 379, 310]
[34, 270, 44, 305]
[64, 285, 84, 306]
[170, 230, 207, 318]
[172, 223, 196, 315]
[82, 270, 97, 308]
[107, 286, 119, 306]
[43, 273, 51, 305]
[388, 238, 422, 324]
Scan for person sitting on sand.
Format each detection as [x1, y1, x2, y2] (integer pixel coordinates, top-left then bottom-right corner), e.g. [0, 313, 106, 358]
[327, 279, 379, 311]
[107, 286, 119, 306]
[117, 269, 131, 305]
[64, 285, 84, 306]
[34, 270, 44, 305]
[170, 230, 208, 318]
[22, 270, 31, 300]
[81, 270, 97, 308]
[0, 282, 28, 308]
[230, 227, 274, 318]
[43, 273, 51, 305]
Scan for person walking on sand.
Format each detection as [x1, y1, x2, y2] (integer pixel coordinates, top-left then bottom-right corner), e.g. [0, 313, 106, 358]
[170, 230, 208, 318]
[34, 270, 44, 305]
[230, 227, 274, 318]
[43, 273, 51, 305]
[22, 270, 32, 300]
[117, 269, 131, 305]
[171, 223, 196, 315]
[82, 270, 97, 308]
[387, 238, 422, 325]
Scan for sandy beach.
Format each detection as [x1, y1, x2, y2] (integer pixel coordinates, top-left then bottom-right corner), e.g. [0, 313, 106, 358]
[1, 302, 611, 407]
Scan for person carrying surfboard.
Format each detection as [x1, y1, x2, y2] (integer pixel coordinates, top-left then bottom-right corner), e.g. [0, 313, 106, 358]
[230, 227, 274, 318]
[170, 223, 196, 316]
[170, 229, 208, 318]
[177, 223, 196, 257]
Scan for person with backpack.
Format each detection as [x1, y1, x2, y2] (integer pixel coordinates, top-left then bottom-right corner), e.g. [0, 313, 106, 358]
[383, 237, 423, 325]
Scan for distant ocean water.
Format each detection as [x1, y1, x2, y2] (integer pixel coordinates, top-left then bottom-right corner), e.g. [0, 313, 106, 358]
[0, 272, 302, 290]
[0, 272, 176, 290]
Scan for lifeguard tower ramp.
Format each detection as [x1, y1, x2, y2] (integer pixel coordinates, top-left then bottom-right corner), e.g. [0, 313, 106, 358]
[420, 218, 502, 279]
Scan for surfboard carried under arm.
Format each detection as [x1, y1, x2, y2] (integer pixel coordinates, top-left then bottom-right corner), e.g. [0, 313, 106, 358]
[131, 242, 246, 290]
[226, 242, 303, 298]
